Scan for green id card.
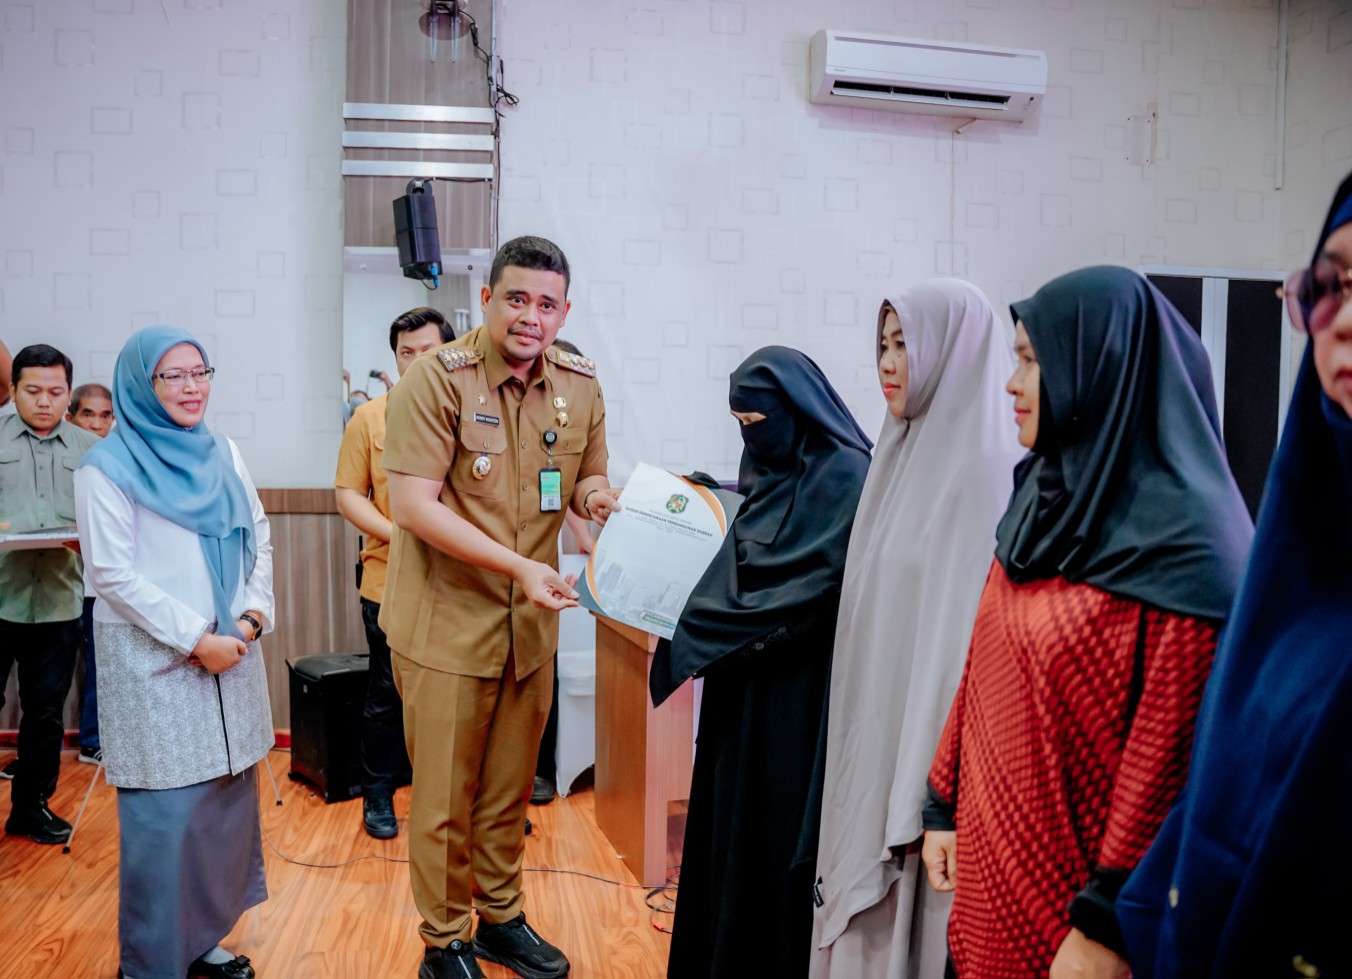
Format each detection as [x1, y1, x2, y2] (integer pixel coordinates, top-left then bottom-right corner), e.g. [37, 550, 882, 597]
[540, 467, 562, 512]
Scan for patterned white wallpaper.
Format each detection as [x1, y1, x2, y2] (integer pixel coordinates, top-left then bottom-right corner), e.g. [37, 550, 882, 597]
[1, 0, 1347, 488]
[0, 0, 346, 486]
[496, 0, 1306, 482]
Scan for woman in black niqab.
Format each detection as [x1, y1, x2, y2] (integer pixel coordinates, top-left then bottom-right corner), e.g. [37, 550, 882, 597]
[655, 346, 871, 979]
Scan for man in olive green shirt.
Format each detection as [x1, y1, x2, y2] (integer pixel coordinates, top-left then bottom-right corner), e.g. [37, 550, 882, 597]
[0, 344, 98, 845]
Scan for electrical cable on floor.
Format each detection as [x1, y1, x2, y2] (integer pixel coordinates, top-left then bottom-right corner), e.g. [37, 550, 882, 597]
[259, 749, 682, 923]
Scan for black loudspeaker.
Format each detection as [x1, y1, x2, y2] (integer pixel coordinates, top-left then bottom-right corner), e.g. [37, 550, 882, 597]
[287, 654, 369, 803]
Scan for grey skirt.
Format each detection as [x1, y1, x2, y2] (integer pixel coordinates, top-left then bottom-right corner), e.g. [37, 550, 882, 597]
[117, 767, 268, 979]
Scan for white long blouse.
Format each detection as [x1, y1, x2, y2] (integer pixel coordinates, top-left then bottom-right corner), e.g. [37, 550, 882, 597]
[74, 438, 274, 652]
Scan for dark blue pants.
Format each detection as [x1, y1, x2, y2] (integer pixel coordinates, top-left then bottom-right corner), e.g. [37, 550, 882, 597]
[79, 596, 99, 752]
[0, 617, 80, 807]
[360, 598, 411, 796]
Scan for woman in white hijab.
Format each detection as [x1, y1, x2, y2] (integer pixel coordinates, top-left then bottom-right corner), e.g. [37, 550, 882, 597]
[810, 279, 1023, 978]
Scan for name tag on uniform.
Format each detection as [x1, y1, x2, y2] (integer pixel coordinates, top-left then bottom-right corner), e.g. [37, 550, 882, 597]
[473, 412, 500, 427]
[539, 467, 562, 512]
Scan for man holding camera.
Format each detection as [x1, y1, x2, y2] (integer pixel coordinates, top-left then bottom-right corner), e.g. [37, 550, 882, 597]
[334, 307, 454, 840]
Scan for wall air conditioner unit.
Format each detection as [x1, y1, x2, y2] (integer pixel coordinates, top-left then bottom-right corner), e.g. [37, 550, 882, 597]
[808, 30, 1047, 123]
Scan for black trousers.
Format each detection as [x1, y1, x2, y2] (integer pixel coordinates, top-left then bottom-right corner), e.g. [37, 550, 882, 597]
[534, 654, 560, 782]
[359, 598, 411, 796]
[0, 617, 80, 807]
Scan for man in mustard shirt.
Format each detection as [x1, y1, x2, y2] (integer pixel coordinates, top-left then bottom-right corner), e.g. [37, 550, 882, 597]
[0, 345, 99, 844]
[334, 306, 453, 840]
[382, 237, 620, 979]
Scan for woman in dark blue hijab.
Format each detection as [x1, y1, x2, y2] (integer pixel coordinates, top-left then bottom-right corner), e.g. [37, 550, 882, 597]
[1118, 173, 1352, 978]
[654, 346, 871, 979]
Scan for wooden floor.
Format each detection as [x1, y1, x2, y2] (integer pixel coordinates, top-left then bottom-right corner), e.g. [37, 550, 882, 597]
[0, 750, 672, 979]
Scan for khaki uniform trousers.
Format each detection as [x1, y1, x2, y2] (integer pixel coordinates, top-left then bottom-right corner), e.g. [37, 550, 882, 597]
[392, 648, 553, 948]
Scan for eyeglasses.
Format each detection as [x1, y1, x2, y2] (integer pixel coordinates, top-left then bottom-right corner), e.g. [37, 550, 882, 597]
[152, 367, 216, 387]
[1282, 258, 1352, 335]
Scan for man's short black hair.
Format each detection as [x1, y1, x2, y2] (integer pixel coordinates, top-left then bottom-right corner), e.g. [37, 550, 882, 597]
[12, 344, 73, 387]
[489, 236, 571, 295]
[69, 382, 113, 416]
[388, 307, 454, 353]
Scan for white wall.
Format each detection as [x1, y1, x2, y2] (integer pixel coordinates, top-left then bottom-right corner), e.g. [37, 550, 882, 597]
[496, 0, 1289, 482]
[4, 1, 1347, 489]
[0, 0, 346, 486]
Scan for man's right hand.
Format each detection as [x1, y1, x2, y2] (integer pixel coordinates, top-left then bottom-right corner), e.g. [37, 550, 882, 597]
[189, 632, 248, 674]
[516, 559, 579, 610]
[922, 830, 958, 892]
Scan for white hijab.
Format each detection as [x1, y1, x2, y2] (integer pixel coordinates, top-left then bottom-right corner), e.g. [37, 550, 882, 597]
[814, 279, 1024, 948]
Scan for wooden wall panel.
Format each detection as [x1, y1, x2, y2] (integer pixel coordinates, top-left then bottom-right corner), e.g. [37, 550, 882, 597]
[344, 0, 495, 250]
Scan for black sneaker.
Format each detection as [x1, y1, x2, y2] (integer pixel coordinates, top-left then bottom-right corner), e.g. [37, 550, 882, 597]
[530, 776, 556, 806]
[78, 746, 102, 765]
[4, 799, 72, 845]
[473, 913, 570, 979]
[0, 758, 17, 779]
[363, 794, 398, 839]
[419, 941, 485, 979]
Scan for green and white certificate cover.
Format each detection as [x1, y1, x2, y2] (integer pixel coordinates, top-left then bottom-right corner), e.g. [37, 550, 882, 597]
[576, 464, 742, 639]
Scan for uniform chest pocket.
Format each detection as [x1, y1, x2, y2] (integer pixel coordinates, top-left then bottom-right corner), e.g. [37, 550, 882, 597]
[452, 423, 508, 499]
[56, 456, 79, 521]
[0, 449, 21, 499]
[547, 436, 586, 502]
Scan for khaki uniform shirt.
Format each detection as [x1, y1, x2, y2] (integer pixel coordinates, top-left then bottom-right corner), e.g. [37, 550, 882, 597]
[334, 394, 391, 604]
[379, 327, 608, 679]
[0, 414, 99, 623]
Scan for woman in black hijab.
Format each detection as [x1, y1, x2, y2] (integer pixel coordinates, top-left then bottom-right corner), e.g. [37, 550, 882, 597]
[921, 267, 1252, 979]
[652, 346, 872, 979]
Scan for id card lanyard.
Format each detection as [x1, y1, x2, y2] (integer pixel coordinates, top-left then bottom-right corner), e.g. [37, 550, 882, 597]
[540, 429, 562, 512]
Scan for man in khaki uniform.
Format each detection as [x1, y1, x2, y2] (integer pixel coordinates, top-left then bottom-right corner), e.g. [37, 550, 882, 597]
[381, 237, 619, 979]
[334, 307, 453, 840]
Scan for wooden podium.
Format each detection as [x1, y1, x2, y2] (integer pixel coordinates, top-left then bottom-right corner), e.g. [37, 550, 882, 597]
[592, 614, 694, 888]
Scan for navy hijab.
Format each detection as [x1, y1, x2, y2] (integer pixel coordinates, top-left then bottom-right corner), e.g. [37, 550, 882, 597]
[995, 266, 1253, 619]
[80, 326, 256, 640]
[649, 347, 872, 706]
[1118, 174, 1352, 978]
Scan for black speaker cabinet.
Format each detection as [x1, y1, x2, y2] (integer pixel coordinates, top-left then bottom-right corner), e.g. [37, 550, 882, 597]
[287, 654, 369, 803]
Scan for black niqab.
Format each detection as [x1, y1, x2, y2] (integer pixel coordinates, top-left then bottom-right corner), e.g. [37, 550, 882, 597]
[994, 266, 1253, 620]
[649, 346, 871, 705]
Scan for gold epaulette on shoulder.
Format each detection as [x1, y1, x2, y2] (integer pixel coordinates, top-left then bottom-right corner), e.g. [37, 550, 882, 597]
[550, 348, 597, 377]
[437, 347, 483, 372]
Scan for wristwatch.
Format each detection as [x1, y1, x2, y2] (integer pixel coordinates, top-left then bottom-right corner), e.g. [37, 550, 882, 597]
[239, 612, 263, 643]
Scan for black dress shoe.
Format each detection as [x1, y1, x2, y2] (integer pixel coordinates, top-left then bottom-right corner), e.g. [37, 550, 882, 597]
[186, 953, 254, 979]
[473, 913, 570, 979]
[4, 799, 71, 845]
[530, 776, 556, 806]
[363, 794, 398, 839]
[419, 941, 485, 979]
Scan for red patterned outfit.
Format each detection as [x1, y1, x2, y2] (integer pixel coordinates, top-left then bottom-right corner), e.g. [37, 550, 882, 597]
[926, 561, 1218, 979]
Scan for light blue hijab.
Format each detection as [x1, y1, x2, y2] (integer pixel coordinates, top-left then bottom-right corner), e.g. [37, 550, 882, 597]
[79, 326, 256, 640]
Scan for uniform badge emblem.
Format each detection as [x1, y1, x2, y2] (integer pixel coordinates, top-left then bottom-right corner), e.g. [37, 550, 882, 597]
[472, 455, 492, 480]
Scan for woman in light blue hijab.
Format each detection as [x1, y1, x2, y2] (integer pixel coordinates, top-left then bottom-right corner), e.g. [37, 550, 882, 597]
[76, 326, 275, 979]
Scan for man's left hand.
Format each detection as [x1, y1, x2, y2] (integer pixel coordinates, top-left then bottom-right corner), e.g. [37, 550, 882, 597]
[1048, 928, 1130, 979]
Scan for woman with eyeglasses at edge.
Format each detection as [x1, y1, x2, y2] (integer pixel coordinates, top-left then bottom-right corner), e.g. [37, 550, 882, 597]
[75, 327, 274, 979]
[920, 266, 1253, 979]
[1117, 174, 1352, 979]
